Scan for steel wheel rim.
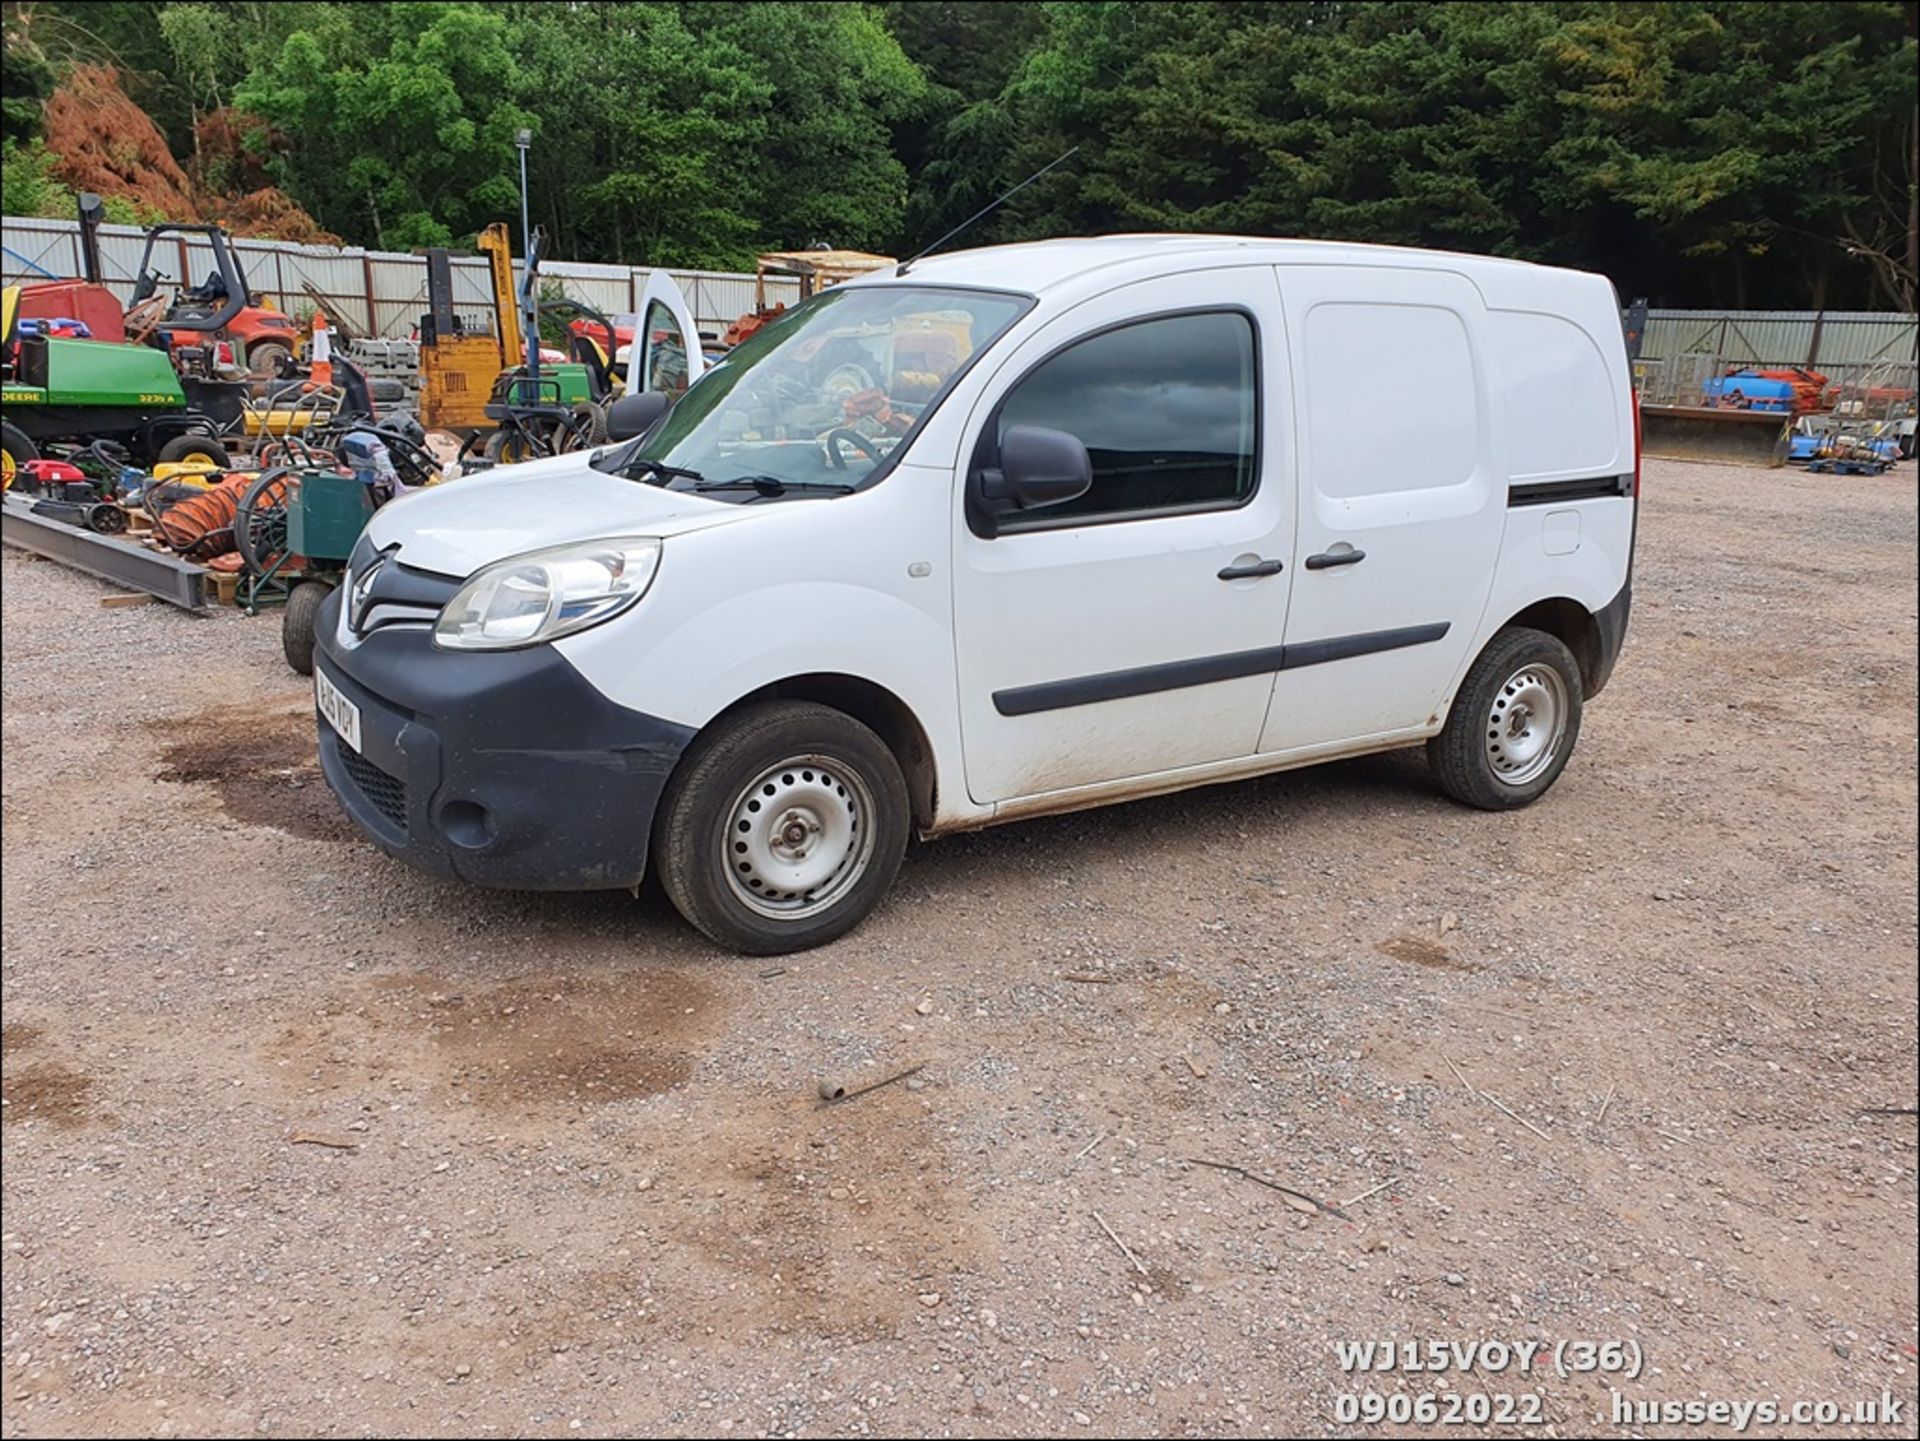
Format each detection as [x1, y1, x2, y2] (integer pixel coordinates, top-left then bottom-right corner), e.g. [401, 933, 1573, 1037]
[723, 754, 876, 920]
[1485, 663, 1568, 786]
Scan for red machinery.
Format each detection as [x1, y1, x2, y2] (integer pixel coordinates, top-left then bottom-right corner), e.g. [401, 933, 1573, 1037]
[9, 193, 297, 374]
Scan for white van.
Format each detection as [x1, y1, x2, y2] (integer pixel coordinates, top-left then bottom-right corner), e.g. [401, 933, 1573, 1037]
[314, 236, 1637, 954]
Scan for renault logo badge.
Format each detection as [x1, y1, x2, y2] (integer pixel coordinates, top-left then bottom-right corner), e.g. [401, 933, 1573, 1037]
[348, 555, 386, 634]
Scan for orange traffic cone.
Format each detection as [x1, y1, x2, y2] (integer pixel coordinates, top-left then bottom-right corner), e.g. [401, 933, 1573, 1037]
[309, 311, 333, 389]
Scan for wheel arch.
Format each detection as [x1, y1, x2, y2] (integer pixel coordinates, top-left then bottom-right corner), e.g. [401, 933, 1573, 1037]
[1494, 596, 1607, 695]
[696, 672, 940, 831]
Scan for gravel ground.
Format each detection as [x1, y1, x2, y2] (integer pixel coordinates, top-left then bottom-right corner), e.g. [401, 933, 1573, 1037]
[2, 456, 1916, 1439]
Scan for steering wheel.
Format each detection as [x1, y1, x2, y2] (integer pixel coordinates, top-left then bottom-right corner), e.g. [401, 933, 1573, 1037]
[822, 427, 885, 471]
[124, 292, 172, 345]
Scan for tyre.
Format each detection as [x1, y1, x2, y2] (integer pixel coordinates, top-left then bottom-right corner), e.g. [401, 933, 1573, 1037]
[654, 701, 910, 954]
[156, 433, 233, 469]
[234, 468, 293, 575]
[482, 427, 536, 464]
[1428, 627, 1584, 810]
[1, 420, 36, 490]
[246, 340, 294, 379]
[282, 580, 331, 676]
[570, 400, 609, 447]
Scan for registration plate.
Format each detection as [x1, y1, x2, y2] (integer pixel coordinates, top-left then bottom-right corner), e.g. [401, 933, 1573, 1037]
[315, 667, 362, 753]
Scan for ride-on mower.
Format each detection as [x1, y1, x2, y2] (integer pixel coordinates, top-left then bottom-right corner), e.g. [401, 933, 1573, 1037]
[2, 194, 248, 479]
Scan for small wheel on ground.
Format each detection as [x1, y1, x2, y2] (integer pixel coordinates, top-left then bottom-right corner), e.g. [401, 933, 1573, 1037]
[1427, 626, 1584, 810]
[283, 580, 331, 675]
[654, 701, 910, 954]
[155, 433, 233, 469]
[1, 420, 37, 489]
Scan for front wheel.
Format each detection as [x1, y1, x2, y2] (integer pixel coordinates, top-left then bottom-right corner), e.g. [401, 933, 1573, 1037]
[282, 580, 332, 675]
[1427, 626, 1584, 810]
[654, 702, 910, 954]
[1, 420, 37, 489]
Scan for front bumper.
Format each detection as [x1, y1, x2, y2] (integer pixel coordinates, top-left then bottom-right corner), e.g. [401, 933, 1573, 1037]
[312, 592, 695, 890]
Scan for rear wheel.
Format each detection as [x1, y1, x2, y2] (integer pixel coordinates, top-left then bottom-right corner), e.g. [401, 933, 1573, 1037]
[1427, 627, 1584, 810]
[156, 433, 232, 469]
[247, 340, 294, 379]
[0, 421, 36, 490]
[654, 702, 910, 954]
[282, 580, 331, 675]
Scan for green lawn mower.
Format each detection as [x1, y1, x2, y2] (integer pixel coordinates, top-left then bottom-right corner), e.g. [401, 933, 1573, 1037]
[2, 298, 245, 483]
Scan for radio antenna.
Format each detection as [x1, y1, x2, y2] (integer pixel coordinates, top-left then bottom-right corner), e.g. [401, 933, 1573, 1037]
[896, 146, 1080, 276]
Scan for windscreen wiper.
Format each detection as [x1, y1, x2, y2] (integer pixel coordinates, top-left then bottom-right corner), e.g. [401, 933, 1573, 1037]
[623, 456, 706, 485]
[689, 475, 856, 497]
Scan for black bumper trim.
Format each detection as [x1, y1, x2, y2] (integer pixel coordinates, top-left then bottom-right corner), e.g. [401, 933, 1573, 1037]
[313, 592, 695, 891]
[1588, 577, 1631, 697]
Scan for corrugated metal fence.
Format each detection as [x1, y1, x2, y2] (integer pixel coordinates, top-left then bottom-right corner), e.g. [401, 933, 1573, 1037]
[1637, 308, 1917, 367]
[1, 214, 800, 337]
[1631, 307, 1918, 408]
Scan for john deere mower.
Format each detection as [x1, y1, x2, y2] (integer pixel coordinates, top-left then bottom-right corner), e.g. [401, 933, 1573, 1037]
[2, 195, 247, 484]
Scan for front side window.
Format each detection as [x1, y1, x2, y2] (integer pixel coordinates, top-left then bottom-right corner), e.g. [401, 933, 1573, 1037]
[613, 285, 1029, 498]
[987, 310, 1258, 527]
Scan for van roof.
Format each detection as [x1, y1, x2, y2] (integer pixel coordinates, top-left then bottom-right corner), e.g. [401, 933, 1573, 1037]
[869, 233, 1575, 297]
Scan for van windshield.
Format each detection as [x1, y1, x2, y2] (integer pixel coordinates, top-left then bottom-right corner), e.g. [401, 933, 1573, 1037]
[606, 285, 1029, 498]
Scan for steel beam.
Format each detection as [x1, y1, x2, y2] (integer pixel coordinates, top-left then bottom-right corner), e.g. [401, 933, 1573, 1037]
[1, 498, 210, 610]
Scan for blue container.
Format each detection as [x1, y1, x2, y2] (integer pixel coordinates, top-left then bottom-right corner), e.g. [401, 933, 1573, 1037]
[1701, 373, 1794, 412]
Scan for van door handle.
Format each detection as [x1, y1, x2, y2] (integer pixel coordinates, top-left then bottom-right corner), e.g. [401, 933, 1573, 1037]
[1217, 558, 1286, 580]
[1305, 548, 1367, 570]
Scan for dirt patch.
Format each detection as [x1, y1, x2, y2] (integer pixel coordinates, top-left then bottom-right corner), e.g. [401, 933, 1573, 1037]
[672, 1085, 986, 1340]
[411, 970, 705, 1107]
[1, 1022, 43, 1055]
[156, 700, 351, 843]
[267, 967, 725, 1117]
[1376, 935, 1477, 971]
[2, 1061, 97, 1128]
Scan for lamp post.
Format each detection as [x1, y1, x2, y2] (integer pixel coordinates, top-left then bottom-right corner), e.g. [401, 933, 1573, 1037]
[514, 127, 536, 381]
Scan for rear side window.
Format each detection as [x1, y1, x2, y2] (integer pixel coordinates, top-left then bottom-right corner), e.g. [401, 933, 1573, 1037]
[988, 310, 1258, 526]
[1303, 302, 1477, 496]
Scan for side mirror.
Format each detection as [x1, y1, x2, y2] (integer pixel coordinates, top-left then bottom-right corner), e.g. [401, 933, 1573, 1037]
[606, 389, 671, 442]
[973, 424, 1092, 527]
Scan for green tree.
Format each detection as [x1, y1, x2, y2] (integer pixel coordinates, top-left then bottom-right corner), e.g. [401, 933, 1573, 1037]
[236, 2, 531, 247]
[991, 1, 1917, 307]
[683, 1, 928, 254]
[504, 0, 769, 268]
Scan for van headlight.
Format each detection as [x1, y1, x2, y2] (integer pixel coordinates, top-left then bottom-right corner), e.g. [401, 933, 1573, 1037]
[433, 537, 661, 650]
